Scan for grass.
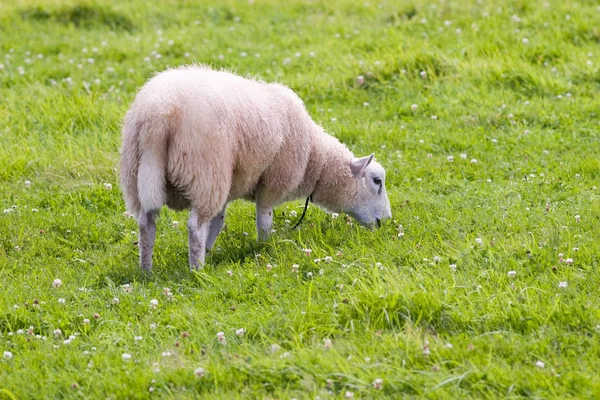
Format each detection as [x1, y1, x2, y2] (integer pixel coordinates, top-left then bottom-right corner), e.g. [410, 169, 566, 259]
[1, 0, 600, 398]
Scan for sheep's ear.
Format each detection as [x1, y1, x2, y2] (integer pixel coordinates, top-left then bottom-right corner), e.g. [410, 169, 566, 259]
[350, 153, 374, 177]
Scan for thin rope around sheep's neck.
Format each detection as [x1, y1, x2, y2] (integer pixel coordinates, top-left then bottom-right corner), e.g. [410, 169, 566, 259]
[292, 194, 313, 230]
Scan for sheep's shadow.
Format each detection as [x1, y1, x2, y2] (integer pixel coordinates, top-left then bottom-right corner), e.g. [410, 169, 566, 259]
[96, 238, 266, 287]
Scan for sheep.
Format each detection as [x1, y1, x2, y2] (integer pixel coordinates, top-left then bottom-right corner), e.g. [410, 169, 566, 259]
[119, 65, 391, 271]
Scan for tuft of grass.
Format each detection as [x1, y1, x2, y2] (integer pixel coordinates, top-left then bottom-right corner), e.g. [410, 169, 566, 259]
[20, 3, 135, 32]
[1, 0, 600, 398]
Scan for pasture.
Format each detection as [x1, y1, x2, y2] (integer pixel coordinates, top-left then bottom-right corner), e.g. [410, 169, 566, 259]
[1, 0, 600, 398]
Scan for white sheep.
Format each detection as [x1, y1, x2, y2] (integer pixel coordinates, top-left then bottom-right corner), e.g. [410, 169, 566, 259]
[119, 65, 391, 271]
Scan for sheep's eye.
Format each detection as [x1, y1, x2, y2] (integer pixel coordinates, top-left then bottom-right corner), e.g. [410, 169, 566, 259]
[373, 177, 382, 186]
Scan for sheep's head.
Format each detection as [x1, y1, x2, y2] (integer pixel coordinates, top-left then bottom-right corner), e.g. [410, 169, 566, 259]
[344, 154, 392, 227]
[313, 151, 391, 228]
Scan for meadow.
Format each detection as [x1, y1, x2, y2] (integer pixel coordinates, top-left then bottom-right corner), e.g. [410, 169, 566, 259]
[1, 0, 600, 398]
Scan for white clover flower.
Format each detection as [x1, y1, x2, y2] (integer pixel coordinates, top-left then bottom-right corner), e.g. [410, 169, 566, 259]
[372, 378, 383, 390]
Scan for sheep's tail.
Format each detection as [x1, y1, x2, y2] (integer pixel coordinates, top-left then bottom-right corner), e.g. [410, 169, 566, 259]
[119, 111, 169, 216]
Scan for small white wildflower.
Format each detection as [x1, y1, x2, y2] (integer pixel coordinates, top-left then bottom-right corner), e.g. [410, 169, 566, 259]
[58, 298, 65, 304]
[508, 271, 516, 277]
[535, 360, 545, 368]
[447, 156, 454, 162]
[194, 367, 205, 377]
[558, 281, 567, 288]
[411, 104, 418, 110]
[236, 328, 246, 336]
[134, 336, 142, 341]
[122, 353, 132, 361]
[53, 279, 62, 288]
[323, 338, 333, 349]
[373, 378, 383, 390]
[83, 319, 90, 325]
[331, 212, 339, 219]
[150, 299, 158, 309]
[345, 391, 355, 398]
[217, 332, 227, 345]
[475, 238, 483, 245]
[3, 351, 13, 359]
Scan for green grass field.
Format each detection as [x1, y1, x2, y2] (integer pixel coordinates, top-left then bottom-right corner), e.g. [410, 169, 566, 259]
[2, 0, 600, 398]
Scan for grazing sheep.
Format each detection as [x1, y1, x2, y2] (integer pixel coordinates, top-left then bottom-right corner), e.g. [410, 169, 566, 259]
[120, 65, 391, 271]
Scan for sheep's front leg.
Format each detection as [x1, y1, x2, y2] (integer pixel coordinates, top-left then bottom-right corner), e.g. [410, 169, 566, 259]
[256, 204, 273, 242]
[206, 207, 226, 251]
[187, 209, 210, 270]
[138, 210, 158, 272]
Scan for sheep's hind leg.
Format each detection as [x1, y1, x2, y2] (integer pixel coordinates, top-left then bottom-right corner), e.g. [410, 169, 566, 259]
[256, 204, 274, 242]
[138, 210, 159, 272]
[206, 206, 226, 251]
[187, 208, 210, 270]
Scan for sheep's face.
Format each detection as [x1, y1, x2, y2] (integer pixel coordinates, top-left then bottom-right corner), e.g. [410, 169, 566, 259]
[347, 154, 392, 228]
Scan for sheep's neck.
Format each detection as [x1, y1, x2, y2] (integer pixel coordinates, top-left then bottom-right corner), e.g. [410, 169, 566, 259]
[308, 132, 356, 213]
